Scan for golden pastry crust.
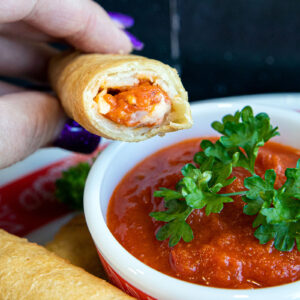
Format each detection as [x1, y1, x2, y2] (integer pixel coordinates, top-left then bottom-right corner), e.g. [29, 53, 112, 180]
[49, 51, 192, 142]
[46, 214, 106, 279]
[0, 229, 133, 300]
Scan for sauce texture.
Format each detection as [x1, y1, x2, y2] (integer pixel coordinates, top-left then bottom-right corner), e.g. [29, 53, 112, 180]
[107, 138, 300, 289]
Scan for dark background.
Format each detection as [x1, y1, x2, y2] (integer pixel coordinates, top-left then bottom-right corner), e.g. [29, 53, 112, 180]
[98, 0, 300, 101]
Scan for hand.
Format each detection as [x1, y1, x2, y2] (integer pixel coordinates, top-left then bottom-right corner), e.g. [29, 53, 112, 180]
[0, 0, 133, 169]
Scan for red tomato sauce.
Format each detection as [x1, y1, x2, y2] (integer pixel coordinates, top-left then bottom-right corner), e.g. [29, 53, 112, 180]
[107, 138, 300, 289]
[103, 81, 170, 127]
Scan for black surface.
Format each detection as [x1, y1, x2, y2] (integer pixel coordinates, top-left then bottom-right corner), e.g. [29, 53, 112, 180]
[179, 0, 300, 100]
[99, 0, 300, 101]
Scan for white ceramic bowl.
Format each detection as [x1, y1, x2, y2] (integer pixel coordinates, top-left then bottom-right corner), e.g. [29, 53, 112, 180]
[84, 101, 300, 300]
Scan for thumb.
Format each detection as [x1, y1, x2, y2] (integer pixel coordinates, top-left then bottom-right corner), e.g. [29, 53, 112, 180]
[0, 91, 66, 169]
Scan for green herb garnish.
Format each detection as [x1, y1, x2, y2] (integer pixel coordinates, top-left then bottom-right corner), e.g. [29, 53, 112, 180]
[243, 161, 300, 251]
[151, 106, 300, 252]
[201, 105, 279, 174]
[55, 162, 91, 210]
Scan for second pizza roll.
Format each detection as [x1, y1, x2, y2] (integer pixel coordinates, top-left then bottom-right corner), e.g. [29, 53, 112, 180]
[0, 229, 133, 300]
[49, 52, 192, 142]
[46, 214, 106, 279]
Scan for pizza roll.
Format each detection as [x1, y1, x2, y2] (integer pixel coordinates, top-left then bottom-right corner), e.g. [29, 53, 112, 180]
[49, 51, 192, 142]
[46, 214, 106, 279]
[0, 229, 133, 300]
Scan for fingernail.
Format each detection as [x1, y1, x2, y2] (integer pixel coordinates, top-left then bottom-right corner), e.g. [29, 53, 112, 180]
[53, 119, 100, 154]
[124, 30, 144, 51]
[108, 12, 134, 29]
[108, 11, 144, 51]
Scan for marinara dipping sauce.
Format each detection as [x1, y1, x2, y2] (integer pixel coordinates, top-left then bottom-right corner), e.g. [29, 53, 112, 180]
[107, 138, 300, 289]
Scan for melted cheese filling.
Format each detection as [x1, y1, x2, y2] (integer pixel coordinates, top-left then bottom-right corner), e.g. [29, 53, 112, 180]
[94, 81, 171, 127]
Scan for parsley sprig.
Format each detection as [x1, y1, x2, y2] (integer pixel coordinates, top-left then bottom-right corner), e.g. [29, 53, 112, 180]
[203, 106, 279, 174]
[150, 161, 234, 247]
[150, 106, 300, 252]
[243, 160, 300, 251]
[55, 162, 91, 210]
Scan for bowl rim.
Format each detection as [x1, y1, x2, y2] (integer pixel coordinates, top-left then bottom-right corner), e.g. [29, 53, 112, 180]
[84, 100, 300, 300]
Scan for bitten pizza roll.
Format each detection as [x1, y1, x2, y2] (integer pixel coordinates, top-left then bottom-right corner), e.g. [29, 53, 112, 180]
[0, 229, 133, 300]
[49, 51, 192, 142]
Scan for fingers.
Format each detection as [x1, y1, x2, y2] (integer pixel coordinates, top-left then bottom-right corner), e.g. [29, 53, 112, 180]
[0, 81, 25, 96]
[0, 22, 56, 42]
[64, 2, 132, 54]
[0, 91, 66, 169]
[0, 36, 57, 81]
[1, 0, 132, 54]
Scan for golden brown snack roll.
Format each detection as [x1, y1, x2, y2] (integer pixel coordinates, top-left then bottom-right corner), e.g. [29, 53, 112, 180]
[0, 229, 133, 300]
[49, 51, 192, 142]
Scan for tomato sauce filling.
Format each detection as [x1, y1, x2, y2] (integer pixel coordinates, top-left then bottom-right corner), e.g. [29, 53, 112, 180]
[107, 138, 300, 289]
[94, 81, 171, 127]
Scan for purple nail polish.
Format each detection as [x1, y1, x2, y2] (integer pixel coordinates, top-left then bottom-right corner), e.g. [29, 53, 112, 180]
[108, 12, 134, 28]
[124, 30, 144, 51]
[53, 119, 100, 154]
